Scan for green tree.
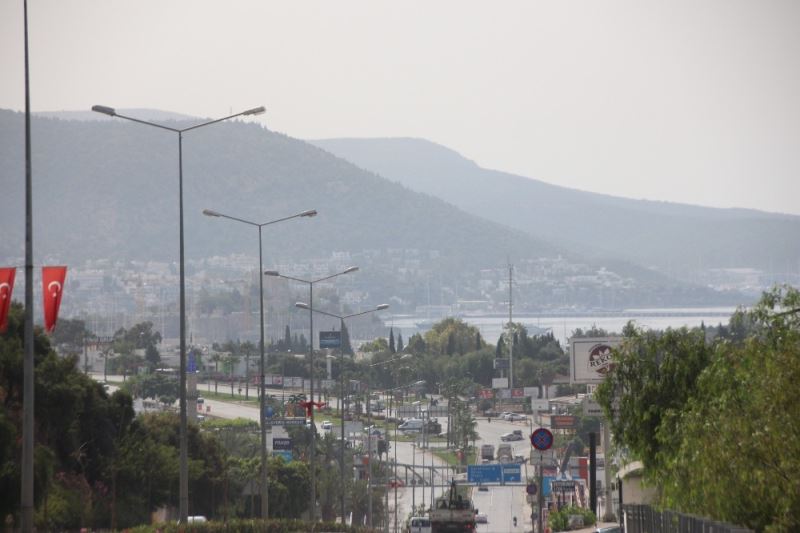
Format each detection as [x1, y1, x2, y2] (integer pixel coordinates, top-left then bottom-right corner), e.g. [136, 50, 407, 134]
[656, 287, 800, 532]
[50, 317, 94, 350]
[595, 324, 711, 472]
[596, 286, 800, 532]
[341, 322, 354, 355]
[405, 333, 426, 355]
[389, 328, 396, 353]
[144, 344, 160, 368]
[424, 318, 481, 356]
[396, 332, 404, 353]
[360, 337, 389, 353]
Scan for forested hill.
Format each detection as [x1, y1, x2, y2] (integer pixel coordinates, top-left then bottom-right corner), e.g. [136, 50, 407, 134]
[0, 109, 738, 308]
[0, 109, 559, 269]
[311, 137, 800, 281]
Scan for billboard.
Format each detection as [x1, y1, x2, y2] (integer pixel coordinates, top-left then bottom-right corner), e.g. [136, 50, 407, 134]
[570, 337, 622, 384]
[551, 415, 578, 429]
[319, 331, 341, 348]
[492, 377, 509, 389]
[531, 398, 549, 412]
[523, 386, 539, 398]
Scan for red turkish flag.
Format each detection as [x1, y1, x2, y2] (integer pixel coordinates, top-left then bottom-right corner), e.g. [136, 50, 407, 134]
[42, 266, 67, 333]
[0, 268, 16, 333]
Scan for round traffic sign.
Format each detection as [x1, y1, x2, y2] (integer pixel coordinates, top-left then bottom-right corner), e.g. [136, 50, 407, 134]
[530, 427, 553, 450]
[526, 483, 538, 495]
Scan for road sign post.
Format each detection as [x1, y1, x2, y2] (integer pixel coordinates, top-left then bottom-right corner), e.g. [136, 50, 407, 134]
[530, 427, 553, 533]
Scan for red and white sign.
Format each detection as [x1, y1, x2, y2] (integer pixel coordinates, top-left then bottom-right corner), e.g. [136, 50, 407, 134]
[478, 389, 494, 399]
[42, 266, 67, 333]
[570, 337, 622, 384]
[511, 388, 525, 398]
[0, 267, 16, 332]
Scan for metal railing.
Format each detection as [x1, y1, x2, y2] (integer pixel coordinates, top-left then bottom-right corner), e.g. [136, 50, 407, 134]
[623, 504, 754, 533]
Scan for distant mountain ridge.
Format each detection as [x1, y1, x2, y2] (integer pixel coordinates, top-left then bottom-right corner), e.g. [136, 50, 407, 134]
[310, 137, 800, 280]
[0, 109, 742, 309]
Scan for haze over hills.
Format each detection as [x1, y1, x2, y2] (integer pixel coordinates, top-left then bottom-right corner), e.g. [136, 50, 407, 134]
[311, 137, 800, 286]
[0, 109, 743, 314]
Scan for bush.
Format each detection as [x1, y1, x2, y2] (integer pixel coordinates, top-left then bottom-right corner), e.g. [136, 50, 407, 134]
[548, 505, 596, 532]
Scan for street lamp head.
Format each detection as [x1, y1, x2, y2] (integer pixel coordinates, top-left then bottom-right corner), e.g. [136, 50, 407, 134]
[243, 106, 266, 116]
[300, 209, 318, 218]
[202, 209, 221, 217]
[399, 353, 412, 360]
[91, 105, 116, 116]
[264, 270, 280, 277]
[376, 304, 390, 311]
[344, 266, 359, 274]
[296, 302, 310, 310]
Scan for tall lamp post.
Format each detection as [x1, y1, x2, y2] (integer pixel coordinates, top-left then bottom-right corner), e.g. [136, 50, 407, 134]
[297, 303, 390, 523]
[264, 267, 359, 522]
[92, 104, 265, 522]
[202, 207, 317, 519]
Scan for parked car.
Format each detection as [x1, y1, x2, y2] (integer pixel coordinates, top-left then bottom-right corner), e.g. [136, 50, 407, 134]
[475, 513, 488, 524]
[507, 413, 527, 422]
[408, 516, 432, 533]
[398, 418, 424, 432]
[388, 478, 405, 488]
[321, 420, 333, 430]
[595, 527, 622, 533]
[499, 411, 514, 420]
[501, 432, 524, 441]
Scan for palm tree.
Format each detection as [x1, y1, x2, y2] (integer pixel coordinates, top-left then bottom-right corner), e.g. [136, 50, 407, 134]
[210, 352, 223, 394]
[224, 353, 241, 397]
[287, 393, 307, 417]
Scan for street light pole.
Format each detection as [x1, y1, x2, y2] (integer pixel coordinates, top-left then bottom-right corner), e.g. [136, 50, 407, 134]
[92, 104, 265, 523]
[21, 1, 35, 529]
[264, 267, 359, 522]
[303, 304, 390, 524]
[203, 208, 316, 519]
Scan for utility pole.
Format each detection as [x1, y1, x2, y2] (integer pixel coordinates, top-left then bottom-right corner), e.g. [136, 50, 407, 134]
[508, 262, 514, 389]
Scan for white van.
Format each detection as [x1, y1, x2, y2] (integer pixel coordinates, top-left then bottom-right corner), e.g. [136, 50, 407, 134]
[408, 516, 432, 533]
[398, 418, 424, 432]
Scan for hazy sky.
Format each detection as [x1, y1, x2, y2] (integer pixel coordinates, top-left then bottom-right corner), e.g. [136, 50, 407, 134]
[2, 1, 799, 215]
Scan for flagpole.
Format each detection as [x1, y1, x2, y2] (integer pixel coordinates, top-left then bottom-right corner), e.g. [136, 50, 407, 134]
[22, 0, 36, 529]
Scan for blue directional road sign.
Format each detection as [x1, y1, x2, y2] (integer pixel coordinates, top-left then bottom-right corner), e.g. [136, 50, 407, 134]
[467, 464, 522, 484]
[467, 464, 502, 484]
[542, 476, 555, 497]
[501, 464, 522, 483]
